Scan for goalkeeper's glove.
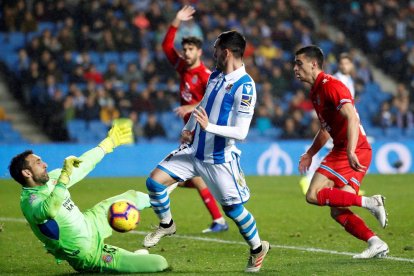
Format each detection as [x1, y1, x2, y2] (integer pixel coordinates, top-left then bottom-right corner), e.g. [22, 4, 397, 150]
[99, 118, 134, 153]
[57, 156, 82, 185]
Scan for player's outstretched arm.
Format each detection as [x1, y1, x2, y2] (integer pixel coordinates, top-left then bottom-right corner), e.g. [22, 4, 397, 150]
[59, 119, 134, 188]
[99, 118, 134, 154]
[171, 5, 195, 28]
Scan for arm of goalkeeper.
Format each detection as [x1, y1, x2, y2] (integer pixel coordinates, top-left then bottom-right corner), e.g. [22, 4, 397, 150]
[57, 156, 82, 185]
[99, 118, 134, 154]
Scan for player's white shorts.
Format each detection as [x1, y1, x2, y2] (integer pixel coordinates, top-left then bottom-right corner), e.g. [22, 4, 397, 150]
[157, 145, 250, 206]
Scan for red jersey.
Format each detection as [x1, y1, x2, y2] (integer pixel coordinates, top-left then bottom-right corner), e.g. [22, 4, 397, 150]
[162, 25, 211, 122]
[310, 72, 370, 150]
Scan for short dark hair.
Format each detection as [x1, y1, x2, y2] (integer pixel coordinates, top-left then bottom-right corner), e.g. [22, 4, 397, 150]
[295, 45, 324, 69]
[181, 36, 203, 49]
[338, 52, 352, 62]
[9, 150, 33, 185]
[216, 31, 246, 58]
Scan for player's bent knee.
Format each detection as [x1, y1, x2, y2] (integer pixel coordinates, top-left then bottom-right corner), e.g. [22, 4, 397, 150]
[305, 191, 317, 205]
[222, 204, 243, 219]
[146, 177, 167, 192]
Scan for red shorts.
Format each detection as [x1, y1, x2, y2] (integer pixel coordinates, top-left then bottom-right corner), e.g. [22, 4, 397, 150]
[316, 147, 372, 193]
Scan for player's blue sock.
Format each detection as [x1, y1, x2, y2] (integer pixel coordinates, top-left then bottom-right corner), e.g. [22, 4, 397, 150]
[223, 204, 261, 249]
[146, 177, 172, 224]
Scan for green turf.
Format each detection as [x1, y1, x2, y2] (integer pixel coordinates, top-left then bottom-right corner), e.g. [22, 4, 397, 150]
[1, 175, 413, 275]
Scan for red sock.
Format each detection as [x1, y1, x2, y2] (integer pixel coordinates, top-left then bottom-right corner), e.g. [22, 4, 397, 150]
[317, 187, 362, 207]
[334, 209, 375, 241]
[199, 187, 223, 220]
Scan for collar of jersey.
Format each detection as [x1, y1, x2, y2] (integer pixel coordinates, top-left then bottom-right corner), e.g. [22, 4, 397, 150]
[222, 64, 246, 82]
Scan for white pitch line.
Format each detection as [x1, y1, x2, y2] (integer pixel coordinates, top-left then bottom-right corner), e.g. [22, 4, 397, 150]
[2, 217, 413, 263]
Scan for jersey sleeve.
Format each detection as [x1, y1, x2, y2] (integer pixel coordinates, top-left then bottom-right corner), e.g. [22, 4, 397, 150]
[327, 81, 353, 111]
[235, 82, 256, 118]
[162, 25, 186, 73]
[46, 147, 105, 189]
[203, 80, 256, 140]
[28, 183, 67, 223]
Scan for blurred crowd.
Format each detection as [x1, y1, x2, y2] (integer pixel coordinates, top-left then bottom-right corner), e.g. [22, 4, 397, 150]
[0, 0, 412, 142]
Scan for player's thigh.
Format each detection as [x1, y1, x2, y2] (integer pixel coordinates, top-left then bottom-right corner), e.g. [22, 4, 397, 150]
[99, 244, 168, 273]
[316, 148, 371, 193]
[307, 172, 334, 199]
[196, 158, 249, 206]
[156, 145, 198, 183]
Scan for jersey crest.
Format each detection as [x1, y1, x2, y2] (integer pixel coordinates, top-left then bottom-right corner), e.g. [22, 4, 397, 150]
[29, 194, 37, 205]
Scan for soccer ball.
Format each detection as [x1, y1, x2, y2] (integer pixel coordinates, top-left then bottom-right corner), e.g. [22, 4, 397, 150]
[108, 200, 140, 233]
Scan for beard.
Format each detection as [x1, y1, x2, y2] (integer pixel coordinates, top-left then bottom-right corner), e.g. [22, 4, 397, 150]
[33, 172, 49, 184]
[215, 57, 225, 71]
[185, 56, 198, 67]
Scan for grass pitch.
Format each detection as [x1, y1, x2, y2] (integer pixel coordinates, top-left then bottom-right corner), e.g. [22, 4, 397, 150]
[1, 174, 413, 275]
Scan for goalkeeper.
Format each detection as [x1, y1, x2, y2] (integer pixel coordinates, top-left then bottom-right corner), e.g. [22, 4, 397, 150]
[8, 119, 169, 273]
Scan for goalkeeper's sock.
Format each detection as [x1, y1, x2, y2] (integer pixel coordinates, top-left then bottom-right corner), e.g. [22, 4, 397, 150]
[223, 204, 261, 249]
[334, 209, 375, 241]
[146, 177, 172, 224]
[317, 187, 362, 207]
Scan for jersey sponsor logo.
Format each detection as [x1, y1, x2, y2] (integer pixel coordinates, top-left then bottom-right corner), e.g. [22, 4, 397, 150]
[102, 254, 113, 263]
[222, 196, 239, 203]
[239, 83, 254, 112]
[29, 194, 37, 205]
[181, 82, 193, 102]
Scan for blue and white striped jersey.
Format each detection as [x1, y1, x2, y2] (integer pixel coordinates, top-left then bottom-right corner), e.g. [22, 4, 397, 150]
[191, 65, 256, 164]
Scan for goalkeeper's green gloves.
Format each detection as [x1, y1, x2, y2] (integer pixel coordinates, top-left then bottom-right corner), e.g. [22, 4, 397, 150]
[99, 118, 134, 153]
[57, 156, 82, 185]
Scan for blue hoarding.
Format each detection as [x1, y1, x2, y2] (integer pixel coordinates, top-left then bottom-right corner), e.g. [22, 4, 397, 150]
[1, 140, 413, 178]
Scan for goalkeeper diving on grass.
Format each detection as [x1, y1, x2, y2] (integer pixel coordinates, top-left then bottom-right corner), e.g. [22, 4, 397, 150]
[8, 119, 169, 273]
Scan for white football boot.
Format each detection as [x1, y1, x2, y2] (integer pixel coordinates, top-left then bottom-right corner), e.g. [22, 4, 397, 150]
[143, 222, 176, 248]
[365, 195, 388, 228]
[353, 237, 389, 259]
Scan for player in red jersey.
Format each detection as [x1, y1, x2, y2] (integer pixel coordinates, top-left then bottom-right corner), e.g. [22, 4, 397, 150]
[294, 45, 389, 259]
[161, 5, 228, 233]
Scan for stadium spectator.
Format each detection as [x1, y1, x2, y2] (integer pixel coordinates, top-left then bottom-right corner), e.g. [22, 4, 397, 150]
[374, 101, 393, 131]
[294, 45, 389, 259]
[123, 63, 143, 84]
[0, 0, 400, 141]
[143, 113, 166, 140]
[161, 5, 228, 233]
[129, 111, 144, 142]
[0, 106, 10, 121]
[280, 117, 302, 140]
[100, 99, 120, 126]
[334, 53, 355, 98]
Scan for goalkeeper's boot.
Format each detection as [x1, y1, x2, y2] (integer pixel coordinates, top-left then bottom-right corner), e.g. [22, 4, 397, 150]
[353, 237, 389, 259]
[365, 195, 388, 228]
[202, 221, 229, 233]
[143, 221, 176, 248]
[245, 240, 270, 273]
